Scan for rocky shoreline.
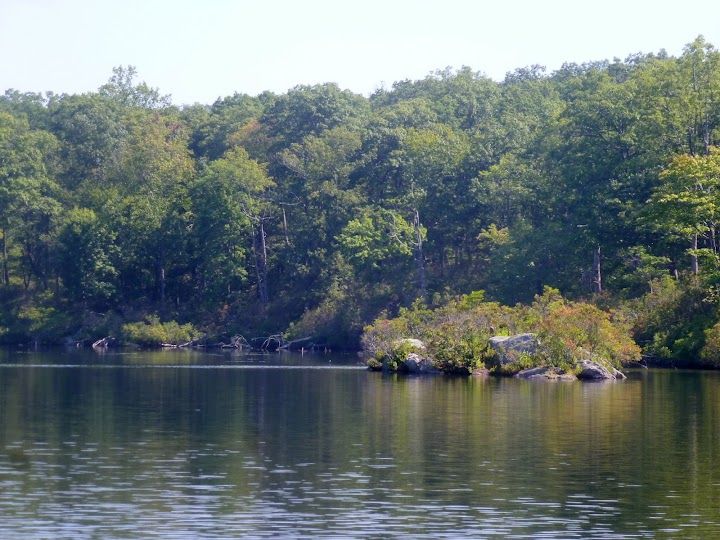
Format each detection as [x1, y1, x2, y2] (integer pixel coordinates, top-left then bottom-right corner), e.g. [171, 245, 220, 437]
[369, 334, 627, 381]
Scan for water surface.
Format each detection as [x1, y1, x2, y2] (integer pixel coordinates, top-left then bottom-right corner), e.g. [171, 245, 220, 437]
[1, 349, 719, 538]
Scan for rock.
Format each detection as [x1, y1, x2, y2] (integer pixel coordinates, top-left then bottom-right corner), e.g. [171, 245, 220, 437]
[577, 359, 625, 380]
[515, 366, 576, 381]
[401, 352, 439, 374]
[489, 333, 538, 365]
[366, 358, 383, 371]
[472, 367, 490, 377]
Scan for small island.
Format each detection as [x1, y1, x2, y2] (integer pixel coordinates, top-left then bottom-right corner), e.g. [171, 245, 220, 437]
[364, 288, 638, 380]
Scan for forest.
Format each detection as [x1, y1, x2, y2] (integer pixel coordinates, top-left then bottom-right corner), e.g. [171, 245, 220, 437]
[2, 36, 720, 364]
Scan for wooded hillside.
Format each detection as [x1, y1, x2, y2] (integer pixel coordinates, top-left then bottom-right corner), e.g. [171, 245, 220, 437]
[2, 38, 720, 361]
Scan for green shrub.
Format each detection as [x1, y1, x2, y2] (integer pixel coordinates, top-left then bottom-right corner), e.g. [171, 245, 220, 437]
[533, 297, 640, 369]
[494, 351, 537, 376]
[370, 338, 426, 371]
[701, 322, 720, 366]
[122, 316, 201, 347]
[624, 276, 715, 361]
[427, 324, 494, 374]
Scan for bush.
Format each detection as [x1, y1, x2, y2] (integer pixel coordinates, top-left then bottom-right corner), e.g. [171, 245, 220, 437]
[122, 316, 201, 347]
[533, 297, 640, 370]
[375, 339, 427, 371]
[624, 276, 716, 361]
[426, 323, 494, 374]
[495, 351, 537, 376]
[701, 323, 720, 366]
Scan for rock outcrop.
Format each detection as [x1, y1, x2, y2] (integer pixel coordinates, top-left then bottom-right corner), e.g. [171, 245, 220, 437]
[576, 359, 626, 380]
[369, 334, 628, 380]
[401, 352, 439, 374]
[489, 333, 538, 365]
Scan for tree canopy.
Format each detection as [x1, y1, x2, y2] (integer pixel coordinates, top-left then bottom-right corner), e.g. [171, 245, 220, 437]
[3, 38, 720, 360]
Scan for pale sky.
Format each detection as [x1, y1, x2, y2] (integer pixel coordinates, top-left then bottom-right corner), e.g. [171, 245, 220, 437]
[1, 0, 719, 105]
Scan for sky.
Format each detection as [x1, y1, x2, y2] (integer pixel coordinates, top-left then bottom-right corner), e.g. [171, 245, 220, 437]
[1, 0, 720, 105]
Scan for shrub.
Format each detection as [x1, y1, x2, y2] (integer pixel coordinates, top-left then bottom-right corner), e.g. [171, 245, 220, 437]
[625, 276, 715, 360]
[376, 339, 427, 371]
[701, 323, 720, 366]
[426, 323, 494, 374]
[495, 351, 537, 376]
[122, 316, 201, 347]
[532, 291, 640, 369]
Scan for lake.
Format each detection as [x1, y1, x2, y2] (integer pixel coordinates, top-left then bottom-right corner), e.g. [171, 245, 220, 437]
[1, 349, 719, 538]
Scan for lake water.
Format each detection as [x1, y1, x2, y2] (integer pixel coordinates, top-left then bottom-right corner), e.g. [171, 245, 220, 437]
[1, 349, 719, 538]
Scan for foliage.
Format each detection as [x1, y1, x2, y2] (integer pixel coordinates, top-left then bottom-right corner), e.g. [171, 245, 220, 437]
[2, 43, 720, 362]
[337, 207, 416, 267]
[57, 208, 118, 308]
[122, 316, 201, 347]
[624, 276, 717, 360]
[363, 288, 640, 374]
[531, 291, 641, 369]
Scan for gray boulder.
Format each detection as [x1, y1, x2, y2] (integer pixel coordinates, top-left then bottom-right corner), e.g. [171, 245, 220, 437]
[489, 333, 538, 365]
[577, 359, 626, 380]
[402, 352, 439, 374]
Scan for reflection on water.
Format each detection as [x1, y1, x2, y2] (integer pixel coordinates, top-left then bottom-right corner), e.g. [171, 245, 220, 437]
[1, 350, 719, 537]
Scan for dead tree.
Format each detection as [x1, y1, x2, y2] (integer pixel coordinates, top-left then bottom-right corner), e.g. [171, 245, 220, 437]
[593, 245, 602, 293]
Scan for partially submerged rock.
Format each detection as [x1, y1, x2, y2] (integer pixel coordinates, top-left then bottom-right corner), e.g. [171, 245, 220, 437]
[401, 352, 439, 374]
[489, 333, 538, 365]
[367, 338, 439, 374]
[515, 366, 576, 381]
[577, 359, 626, 380]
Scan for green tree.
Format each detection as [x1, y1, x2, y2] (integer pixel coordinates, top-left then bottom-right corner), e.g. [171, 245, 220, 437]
[0, 112, 61, 289]
[192, 147, 274, 305]
[648, 150, 720, 275]
[57, 208, 118, 308]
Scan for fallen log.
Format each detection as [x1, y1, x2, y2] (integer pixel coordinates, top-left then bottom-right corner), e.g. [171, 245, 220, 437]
[279, 336, 315, 351]
[92, 337, 114, 349]
[261, 334, 284, 351]
[161, 339, 198, 349]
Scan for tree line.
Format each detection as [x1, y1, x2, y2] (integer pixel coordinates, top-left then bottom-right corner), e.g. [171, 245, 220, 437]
[2, 38, 720, 359]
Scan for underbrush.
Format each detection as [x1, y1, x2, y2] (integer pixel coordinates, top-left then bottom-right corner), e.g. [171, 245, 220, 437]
[122, 316, 202, 347]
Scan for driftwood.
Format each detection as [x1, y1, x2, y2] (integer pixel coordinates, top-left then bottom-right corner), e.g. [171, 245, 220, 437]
[161, 339, 198, 349]
[212, 335, 249, 349]
[92, 337, 114, 349]
[279, 336, 315, 351]
[261, 334, 284, 351]
[248, 334, 283, 351]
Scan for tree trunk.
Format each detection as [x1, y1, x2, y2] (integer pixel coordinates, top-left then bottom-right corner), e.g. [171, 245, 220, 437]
[1, 227, 8, 285]
[703, 117, 711, 155]
[259, 219, 268, 303]
[413, 208, 426, 299]
[155, 256, 166, 306]
[160, 266, 166, 305]
[281, 207, 290, 246]
[593, 245, 602, 293]
[691, 234, 699, 275]
[253, 220, 269, 304]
